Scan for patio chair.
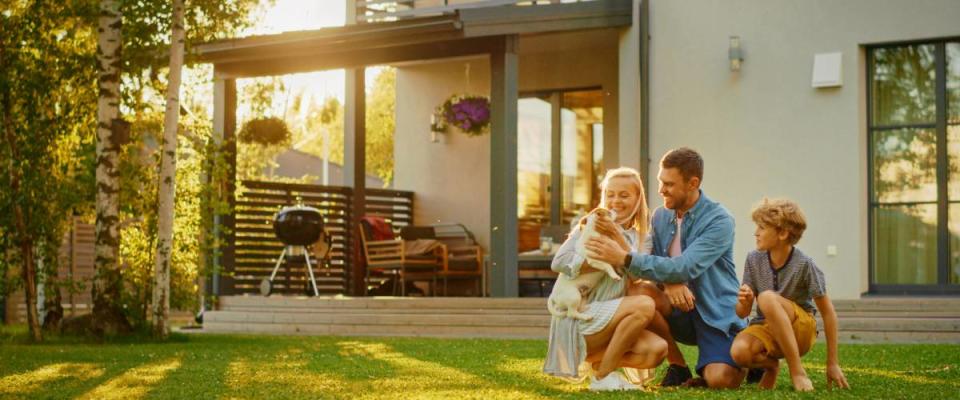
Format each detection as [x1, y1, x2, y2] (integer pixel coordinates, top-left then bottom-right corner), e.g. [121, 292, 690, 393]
[359, 217, 441, 296]
[403, 224, 484, 297]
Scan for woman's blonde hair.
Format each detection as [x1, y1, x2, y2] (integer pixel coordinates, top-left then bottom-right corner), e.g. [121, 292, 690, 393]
[599, 167, 650, 246]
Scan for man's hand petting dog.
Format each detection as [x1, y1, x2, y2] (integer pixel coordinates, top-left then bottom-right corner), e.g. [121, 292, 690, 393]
[664, 283, 696, 312]
[592, 214, 631, 252]
[585, 235, 628, 273]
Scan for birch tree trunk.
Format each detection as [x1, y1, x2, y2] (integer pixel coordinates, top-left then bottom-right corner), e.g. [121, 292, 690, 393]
[93, 0, 131, 336]
[153, 0, 185, 339]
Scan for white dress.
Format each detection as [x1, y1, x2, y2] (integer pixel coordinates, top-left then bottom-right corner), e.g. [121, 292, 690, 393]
[542, 225, 654, 383]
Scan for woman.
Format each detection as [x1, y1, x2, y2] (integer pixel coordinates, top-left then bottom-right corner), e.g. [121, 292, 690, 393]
[543, 167, 667, 391]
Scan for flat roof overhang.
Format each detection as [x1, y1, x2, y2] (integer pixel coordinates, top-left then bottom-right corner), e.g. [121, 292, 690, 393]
[195, 0, 633, 78]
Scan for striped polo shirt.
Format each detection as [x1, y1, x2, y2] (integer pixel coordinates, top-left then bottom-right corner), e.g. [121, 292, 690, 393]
[742, 247, 827, 325]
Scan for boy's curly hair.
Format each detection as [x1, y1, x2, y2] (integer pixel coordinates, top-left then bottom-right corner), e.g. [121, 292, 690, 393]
[751, 198, 807, 245]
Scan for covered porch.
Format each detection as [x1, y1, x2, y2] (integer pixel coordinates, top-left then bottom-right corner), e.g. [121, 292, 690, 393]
[196, 0, 639, 298]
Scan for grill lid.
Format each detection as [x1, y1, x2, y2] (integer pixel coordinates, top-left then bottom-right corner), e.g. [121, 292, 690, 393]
[273, 205, 324, 246]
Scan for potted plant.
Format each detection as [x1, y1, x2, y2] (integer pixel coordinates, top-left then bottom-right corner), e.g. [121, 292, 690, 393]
[432, 95, 491, 137]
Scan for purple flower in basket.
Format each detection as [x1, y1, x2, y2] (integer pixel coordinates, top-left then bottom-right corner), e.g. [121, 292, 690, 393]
[438, 95, 491, 136]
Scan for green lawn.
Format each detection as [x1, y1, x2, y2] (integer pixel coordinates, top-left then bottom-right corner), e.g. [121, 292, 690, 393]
[0, 326, 957, 399]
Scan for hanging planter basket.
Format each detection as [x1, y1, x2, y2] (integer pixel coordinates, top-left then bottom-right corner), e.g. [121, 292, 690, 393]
[431, 95, 491, 137]
[239, 116, 291, 146]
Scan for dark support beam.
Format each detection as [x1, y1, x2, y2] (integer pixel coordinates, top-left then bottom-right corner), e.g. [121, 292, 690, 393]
[489, 35, 519, 297]
[346, 68, 367, 296]
[639, 0, 651, 195]
[212, 37, 508, 79]
[549, 92, 562, 226]
[935, 43, 948, 285]
[212, 76, 237, 297]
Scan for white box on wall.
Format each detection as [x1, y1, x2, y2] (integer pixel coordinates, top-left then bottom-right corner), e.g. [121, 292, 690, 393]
[812, 52, 843, 88]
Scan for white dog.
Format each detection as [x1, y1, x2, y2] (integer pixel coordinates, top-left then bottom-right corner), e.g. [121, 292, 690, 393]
[547, 208, 622, 320]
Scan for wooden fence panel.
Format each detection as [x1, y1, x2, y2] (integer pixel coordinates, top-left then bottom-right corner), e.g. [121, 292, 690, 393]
[229, 181, 414, 296]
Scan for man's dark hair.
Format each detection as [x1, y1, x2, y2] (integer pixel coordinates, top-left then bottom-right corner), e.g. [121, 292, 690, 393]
[660, 147, 704, 182]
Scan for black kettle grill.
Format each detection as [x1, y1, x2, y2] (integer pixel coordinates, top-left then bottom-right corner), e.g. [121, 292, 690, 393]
[274, 206, 324, 245]
[260, 205, 331, 297]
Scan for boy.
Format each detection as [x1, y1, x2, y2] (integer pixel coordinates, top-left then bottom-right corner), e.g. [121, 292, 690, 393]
[729, 198, 850, 391]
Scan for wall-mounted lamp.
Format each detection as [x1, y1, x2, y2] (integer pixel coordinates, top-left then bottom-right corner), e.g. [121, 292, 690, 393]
[429, 114, 445, 143]
[729, 36, 743, 71]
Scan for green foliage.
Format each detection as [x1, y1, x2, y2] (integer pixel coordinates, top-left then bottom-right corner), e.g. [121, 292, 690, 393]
[1, 0, 256, 333]
[297, 68, 396, 187]
[120, 0, 260, 114]
[365, 67, 396, 186]
[107, 0, 257, 328]
[300, 96, 345, 166]
[115, 97, 233, 326]
[0, 1, 98, 305]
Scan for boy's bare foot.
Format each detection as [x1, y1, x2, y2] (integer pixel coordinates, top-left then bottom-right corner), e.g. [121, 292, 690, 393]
[791, 374, 814, 392]
[758, 365, 780, 389]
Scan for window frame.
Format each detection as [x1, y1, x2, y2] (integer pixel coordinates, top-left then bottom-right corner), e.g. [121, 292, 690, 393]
[867, 38, 960, 295]
[518, 86, 603, 227]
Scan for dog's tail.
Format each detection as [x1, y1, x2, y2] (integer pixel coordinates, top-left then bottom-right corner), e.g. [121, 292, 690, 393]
[546, 295, 566, 318]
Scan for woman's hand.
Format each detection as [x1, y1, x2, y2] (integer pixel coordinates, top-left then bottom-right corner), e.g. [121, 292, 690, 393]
[664, 283, 695, 312]
[585, 235, 628, 270]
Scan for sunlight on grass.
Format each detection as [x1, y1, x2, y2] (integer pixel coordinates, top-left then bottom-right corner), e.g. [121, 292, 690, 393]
[77, 358, 181, 400]
[805, 363, 960, 387]
[336, 340, 547, 400]
[0, 363, 104, 395]
[223, 348, 347, 399]
[493, 356, 586, 394]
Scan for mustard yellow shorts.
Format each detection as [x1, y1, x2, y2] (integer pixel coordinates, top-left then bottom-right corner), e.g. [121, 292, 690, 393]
[742, 302, 817, 356]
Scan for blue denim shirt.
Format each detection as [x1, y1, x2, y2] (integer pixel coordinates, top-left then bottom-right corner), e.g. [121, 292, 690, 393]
[626, 191, 746, 335]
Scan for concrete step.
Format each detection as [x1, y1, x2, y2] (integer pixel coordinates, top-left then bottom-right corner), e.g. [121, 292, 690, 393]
[832, 317, 960, 332]
[832, 310, 960, 318]
[219, 295, 547, 310]
[202, 295, 960, 342]
[206, 310, 551, 327]
[831, 330, 960, 344]
[203, 321, 548, 339]
[832, 297, 960, 311]
[220, 306, 550, 315]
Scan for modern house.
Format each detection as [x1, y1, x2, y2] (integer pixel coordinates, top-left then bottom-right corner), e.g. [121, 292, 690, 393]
[390, 0, 960, 299]
[189, 0, 960, 339]
[198, 0, 959, 300]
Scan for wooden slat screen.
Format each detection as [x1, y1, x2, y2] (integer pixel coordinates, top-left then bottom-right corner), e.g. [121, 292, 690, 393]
[232, 181, 353, 296]
[229, 181, 414, 296]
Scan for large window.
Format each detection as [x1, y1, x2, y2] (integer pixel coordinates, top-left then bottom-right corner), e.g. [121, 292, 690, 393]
[517, 89, 603, 251]
[869, 40, 960, 293]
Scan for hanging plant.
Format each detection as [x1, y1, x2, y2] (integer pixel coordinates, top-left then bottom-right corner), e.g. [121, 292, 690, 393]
[432, 95, 491, 137]
[239, 116, 290, 146]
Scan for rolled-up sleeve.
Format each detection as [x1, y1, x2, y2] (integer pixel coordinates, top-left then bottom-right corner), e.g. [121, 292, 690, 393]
[551, 226, 585, 278]
[627, 214, 734, 283]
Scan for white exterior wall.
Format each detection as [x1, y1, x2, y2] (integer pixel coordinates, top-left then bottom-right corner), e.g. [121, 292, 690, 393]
[394, 58, 493, 248]
[394, 30, 622, 249]
[647, 0, 960, 299]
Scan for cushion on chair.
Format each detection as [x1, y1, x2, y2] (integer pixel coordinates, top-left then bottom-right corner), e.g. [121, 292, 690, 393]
[361, 216, 395, 241]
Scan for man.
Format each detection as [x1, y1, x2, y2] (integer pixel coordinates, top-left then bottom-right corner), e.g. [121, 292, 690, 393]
[586, 147, 746, 388]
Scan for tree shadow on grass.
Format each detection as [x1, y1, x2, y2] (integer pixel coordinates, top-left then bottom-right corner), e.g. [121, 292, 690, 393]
[302, 337, 400, 382]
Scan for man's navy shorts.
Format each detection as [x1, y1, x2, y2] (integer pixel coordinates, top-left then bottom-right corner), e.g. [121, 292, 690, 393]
[666, 308, 741, 376]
